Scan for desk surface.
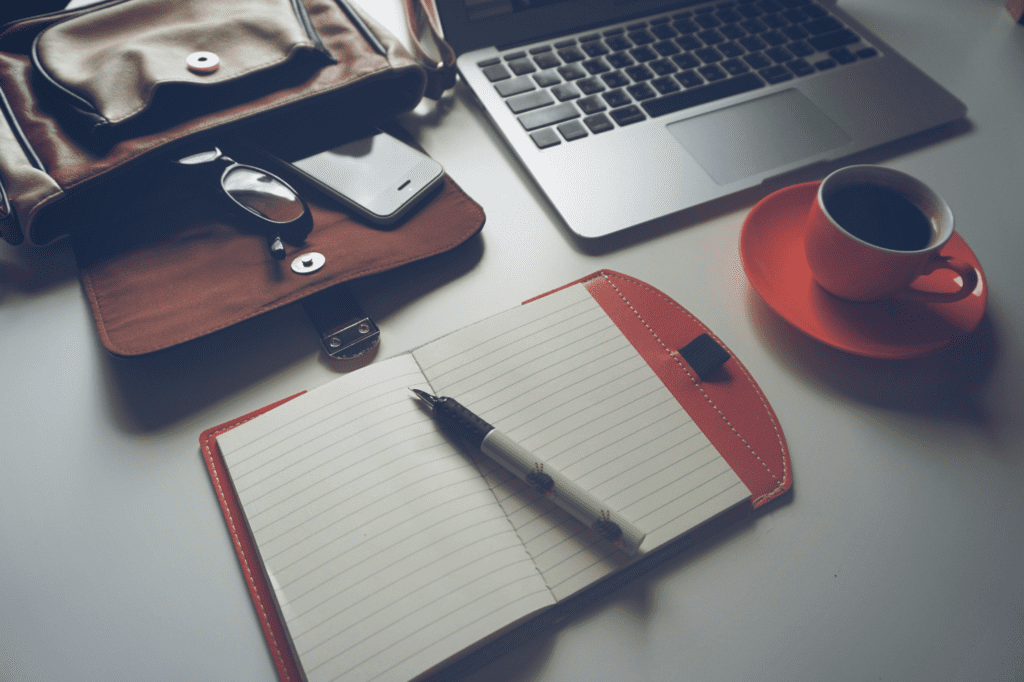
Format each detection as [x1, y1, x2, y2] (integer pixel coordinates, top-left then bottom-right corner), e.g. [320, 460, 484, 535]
[2, 1, 1022, 681]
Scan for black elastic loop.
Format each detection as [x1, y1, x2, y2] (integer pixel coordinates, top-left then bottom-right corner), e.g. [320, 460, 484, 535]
[679, 333, 730, 381]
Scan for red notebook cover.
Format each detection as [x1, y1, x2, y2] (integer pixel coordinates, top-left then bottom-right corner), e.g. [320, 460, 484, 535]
[200, 270, 791, 682]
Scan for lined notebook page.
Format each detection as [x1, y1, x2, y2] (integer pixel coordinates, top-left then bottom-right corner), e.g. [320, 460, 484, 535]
[412, 284, 751, 601]
[216, 355, 555, 682]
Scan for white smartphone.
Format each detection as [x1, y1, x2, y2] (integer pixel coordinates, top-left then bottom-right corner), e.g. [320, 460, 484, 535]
[281, 130, 444, 226]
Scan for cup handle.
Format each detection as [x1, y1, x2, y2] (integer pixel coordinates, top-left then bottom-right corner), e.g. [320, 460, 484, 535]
[901, 252, 979, 303]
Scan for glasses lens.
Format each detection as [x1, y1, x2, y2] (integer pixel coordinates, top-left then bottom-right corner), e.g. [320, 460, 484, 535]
[223, 166, 305, 224]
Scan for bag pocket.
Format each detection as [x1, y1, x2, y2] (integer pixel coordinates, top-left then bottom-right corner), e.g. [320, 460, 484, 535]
[31, 0, 335, 145]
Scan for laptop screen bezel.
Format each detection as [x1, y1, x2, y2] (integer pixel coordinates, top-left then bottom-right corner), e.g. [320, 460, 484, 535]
[435, 0, 701, 54]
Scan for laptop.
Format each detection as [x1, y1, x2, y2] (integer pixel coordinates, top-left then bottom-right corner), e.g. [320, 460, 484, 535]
[434, 0, 967, 239]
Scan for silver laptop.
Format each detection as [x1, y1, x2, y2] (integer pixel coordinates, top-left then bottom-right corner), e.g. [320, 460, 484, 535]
[436, 0, 967, 238]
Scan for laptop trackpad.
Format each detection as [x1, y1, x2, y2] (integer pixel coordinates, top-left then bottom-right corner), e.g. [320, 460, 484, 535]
[666, 89, 850, 185]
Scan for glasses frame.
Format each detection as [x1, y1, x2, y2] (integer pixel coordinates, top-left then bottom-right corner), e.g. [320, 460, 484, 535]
[175, 147, 313, 256]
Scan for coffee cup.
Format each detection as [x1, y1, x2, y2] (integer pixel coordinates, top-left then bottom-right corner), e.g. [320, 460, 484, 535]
[803, 165, 978, 303]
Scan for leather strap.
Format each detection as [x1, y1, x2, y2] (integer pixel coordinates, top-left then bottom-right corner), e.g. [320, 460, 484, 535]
[403, 0, 456, 99]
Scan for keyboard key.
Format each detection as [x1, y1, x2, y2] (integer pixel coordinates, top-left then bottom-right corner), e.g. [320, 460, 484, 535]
[530, 128, 561, 148]
[721, 58, 750, 75]
[782, 24, 809, 40]
[698, 29, 726, 45]
[504, 51, 527, 61]
[584, 113, 615, 133]
[676, 35, 703, 51]
[651, 24, 678, 40]
[696, 47, 724, 63]
[628, 29, 656, 45]
[534, 70, 561, 87]
[808, 29, 860, 51]
[625, 64, 655, 81]
[787, 40, 815, 57]
[534, 52, 561, 69]
[786, 58, 816, 76]
[607, 53, 635, 68]
[605, 35, 632, 51]
[761, 13, 788, 28]
[653, 40, 681, 56]
[814, 57, 837, 70]
[507, 90, 554, 114]
[626, 82, 657, 100]
[558, 120, 589, 140]
[477, 57, 500, 67]
[482, 63, 511, 82]
[762, 30, 788, 46]
[694, 14, 721, 29]
[601, 71, 630, 88]
[631, 46, 659, 62]
[720, 23, 748, 40]
[558, 46, 586, 63]
[737, 4, 764, 19]
[740, 18, 768, 34]
[766, 46, 793, 63]
[529, 45, 552, 55]
[698, 64, 728, 81]
[495, 75, 536, 97]
[643, 72, 765, 117]
[552, 83, 582, 100]
[507, 57, 536, 75]
[578, 95, 607, 114]
[719, 41, 746, 58]
[856, 47, 879, 59]
[554, 39, 577, 48]
[557, 64, 588, 80]
[759, 65, 793, 83]
[651, 76, 681, 94]
[743, 52, 772, 69]
[610, 105, 646, 125]
[672, 53, 701, 69]
[518, 102, 580, 130]
[582, 41, 610, 57]
[804, 16, 843, 35]
[828, 47, 858, 64]
[577, 77, 605, 94]
[649, 58, 677, 75]
[672, 18, 700, 34]
[739, 35, 767, 51]
[602, 88, 633, 107]
[716, 7, 744, 23]
[803, 4, 829, 19]
[583, 58, 611, 74]
[675, 69, 704, 88]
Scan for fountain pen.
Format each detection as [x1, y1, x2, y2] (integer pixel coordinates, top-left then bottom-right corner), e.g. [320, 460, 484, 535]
[411, 388, 646, 555]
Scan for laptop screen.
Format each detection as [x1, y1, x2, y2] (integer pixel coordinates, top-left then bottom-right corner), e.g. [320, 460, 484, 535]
[437, 0, 699, 53]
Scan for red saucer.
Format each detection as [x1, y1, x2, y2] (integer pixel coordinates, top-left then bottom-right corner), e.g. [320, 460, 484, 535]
[740, 182, 987, 359]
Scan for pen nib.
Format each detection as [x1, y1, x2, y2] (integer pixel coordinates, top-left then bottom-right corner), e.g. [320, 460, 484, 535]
[410, 388, 439, 410]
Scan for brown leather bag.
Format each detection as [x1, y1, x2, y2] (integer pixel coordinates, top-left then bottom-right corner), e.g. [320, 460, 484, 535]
[0, 0, 483, 357]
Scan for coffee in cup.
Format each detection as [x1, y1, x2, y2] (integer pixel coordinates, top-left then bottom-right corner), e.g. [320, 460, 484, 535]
[803, 165, 978, 303]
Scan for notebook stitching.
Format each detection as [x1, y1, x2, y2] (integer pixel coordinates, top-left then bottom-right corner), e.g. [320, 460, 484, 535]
[599, 271, 788, 503]
[202, 422, 294, 682]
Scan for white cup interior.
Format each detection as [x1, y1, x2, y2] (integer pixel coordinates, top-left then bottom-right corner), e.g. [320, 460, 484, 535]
[818, 165, 954, 253]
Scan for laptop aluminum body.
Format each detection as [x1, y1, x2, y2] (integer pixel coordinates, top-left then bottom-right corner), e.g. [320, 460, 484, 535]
[436, 0, 967, 239]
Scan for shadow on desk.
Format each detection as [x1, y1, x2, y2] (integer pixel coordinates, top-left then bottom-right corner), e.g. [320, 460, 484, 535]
[746, 286, 1002, 431]
[442, 492, 791, 682]
[99, 234, 484, 432]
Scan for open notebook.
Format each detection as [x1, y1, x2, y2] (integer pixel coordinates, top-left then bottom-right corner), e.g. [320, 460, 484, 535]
[202, 270, 791, 682]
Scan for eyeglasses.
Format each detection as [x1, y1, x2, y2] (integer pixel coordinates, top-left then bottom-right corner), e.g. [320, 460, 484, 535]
[174, 148, 312, 259]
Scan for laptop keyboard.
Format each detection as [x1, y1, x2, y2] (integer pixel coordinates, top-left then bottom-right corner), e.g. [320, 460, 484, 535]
[475, 0, 878, 149]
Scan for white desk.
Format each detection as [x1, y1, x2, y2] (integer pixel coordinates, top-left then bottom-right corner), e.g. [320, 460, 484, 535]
[2, 1, 1022, 681]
